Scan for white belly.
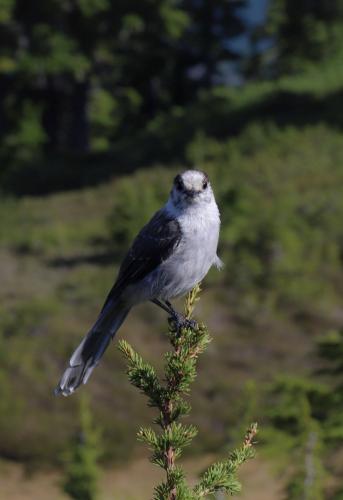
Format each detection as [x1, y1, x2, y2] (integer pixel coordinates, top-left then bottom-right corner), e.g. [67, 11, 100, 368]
[155, 205, 220, 299]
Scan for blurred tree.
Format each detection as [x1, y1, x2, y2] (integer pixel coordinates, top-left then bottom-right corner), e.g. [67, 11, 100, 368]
[242, 24, 271, 80]
[316, 330, 343, 446]
[266, 328, 343, 498]
[267, 0, 343, 72]
[63, 396, 102, 500]
[267, 377, 325, 500]
[0, 0, 248, 163]
[173, 0, 247, 96]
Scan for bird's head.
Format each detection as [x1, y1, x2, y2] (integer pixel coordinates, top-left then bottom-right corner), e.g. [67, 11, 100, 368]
[170, 170, 213, 208]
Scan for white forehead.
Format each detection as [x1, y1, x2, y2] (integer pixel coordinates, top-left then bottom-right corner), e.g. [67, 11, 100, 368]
[180, 170, 206, 191]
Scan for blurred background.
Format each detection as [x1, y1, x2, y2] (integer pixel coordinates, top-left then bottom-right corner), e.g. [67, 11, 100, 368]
[1, 0, 343, 498]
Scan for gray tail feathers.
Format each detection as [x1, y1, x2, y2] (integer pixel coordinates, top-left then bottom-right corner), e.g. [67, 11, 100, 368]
[55, 302, 130, 397]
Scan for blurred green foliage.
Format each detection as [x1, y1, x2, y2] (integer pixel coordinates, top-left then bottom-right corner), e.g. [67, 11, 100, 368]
[265, 377, 325, 499]
[63, 396, 101, 500]
[0, 0, 246, 177]
[263, 326, 343, 499]
[2, 0, 343, 195]
[267, 0, 343, 73]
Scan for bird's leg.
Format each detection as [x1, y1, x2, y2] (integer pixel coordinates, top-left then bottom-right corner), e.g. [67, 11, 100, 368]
[151, 298, 184, 328]
[151, 298, 174, 315]
[151, 299, 197, 331]
[164, 300, 187, 331]
[165, 300, 198, 331]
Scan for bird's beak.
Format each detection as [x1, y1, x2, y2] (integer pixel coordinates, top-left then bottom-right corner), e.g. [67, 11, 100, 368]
[185, 189, 198, 198]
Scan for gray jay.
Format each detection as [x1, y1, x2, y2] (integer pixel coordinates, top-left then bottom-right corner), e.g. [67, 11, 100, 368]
[55, 169, 222, 396]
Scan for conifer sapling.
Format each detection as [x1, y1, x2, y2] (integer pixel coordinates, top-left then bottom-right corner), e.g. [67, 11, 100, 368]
[119, 285, 257, 499]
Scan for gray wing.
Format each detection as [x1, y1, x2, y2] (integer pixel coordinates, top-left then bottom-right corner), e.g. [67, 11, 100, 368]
[102, 209, 181, 309]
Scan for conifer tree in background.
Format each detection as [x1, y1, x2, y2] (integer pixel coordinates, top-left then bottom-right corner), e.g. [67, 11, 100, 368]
[266, 327, 343, 498]
[63, 396, 101, 500]
[179, 0, 247, 91]
[316, 329, 343, 498]
[267, 0, 343, 72]
[119, 285, 257, 499]
[267, 378, 324, 499]
[0, 0, 248, 160]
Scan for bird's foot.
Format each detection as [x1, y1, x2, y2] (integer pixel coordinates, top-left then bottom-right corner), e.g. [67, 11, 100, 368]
[168, 311, 197, 332]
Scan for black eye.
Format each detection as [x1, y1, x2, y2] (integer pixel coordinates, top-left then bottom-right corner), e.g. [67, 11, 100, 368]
[202, 180, 208, 189]
[174, 175, 183, 191]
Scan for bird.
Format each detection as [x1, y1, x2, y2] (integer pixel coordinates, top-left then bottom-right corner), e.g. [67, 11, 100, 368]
[55, 169, 222, 396]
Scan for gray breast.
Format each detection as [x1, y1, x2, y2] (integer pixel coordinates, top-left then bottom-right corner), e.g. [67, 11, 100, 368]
[154, 213, 220, 300]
